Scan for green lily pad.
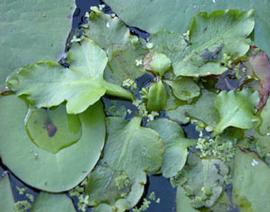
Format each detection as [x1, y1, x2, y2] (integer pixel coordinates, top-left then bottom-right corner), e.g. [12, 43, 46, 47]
[0, 174, 15, 211]
[214, 89, 259, 134]
[7, 39, 133, 114]
[86, 117, 164, 210]
[25, 106, 82, 154]
[104, 0, 270, 57]
[31, 192, 75, 212]
[232, 150, 270, 212]
[0, 95, 105, 192]
[0, 0, 74, 88]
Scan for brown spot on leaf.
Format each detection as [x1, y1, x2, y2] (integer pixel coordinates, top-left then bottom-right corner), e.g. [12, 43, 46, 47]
[248, 52, 270, 110]
[46, 122, 57, 137]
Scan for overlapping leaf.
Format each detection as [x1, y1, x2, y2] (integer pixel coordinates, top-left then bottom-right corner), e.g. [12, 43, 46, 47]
[7, 39, 133, 114]
[86, 117, 164, 210]
[0, 0, 74, 88]
[104, 0, 270, 57]
[148, 118, 196, 178]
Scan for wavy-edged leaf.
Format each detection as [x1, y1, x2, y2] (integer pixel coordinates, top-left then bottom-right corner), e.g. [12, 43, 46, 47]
[31, 192, 75, 212]
[104, 0, 270, 57]
[148, 118, 196, 178]
[0, 0, 74, 88]
[174, 10, 254, 77]
[0, 95, 105, 192]
[179, 155, 229, 208]
[167, 90, 219, 127]
[86, 117, 164, 210]
[7, 39, 133, 114]
[214, 89, 259, 134]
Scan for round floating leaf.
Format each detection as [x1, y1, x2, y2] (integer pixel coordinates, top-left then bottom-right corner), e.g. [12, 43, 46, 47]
[0, 95, 105, 192]
[31, 192, 75, 212]
[0, 0, 74, 87]
[25, 106, 82, 154]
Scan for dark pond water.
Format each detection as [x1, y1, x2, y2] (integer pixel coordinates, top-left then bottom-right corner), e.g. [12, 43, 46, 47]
[0, 0, 206, 211]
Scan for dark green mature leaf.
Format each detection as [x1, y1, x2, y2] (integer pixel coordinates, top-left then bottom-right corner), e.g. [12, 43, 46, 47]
[174, 10, 254, 77]
[0, 174, 15, 211]
[179, 155, 229, 208]
[88, 9, 130, 54]
[176, 186, 199, 212]
[7, 39, 133, 114]
[232, 150, 270, 212]
[31, 192, 76, 212]
[166, 78, 200, 101]
[86, 117, 164, 210]
[167, 90, 219, 127]
[148, 118, 196, 178]
[87, 10, 147, 85]
[214, 89, 259, 134]
[0, 95, 105, 192]
[0, 0, 74, 88]
[104, 0, 270, 57]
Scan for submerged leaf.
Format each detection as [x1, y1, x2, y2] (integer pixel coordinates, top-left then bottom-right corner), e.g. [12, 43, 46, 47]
[0, 95, 105, 192]
[86, 117, 164, 210]
[214, 89, 259, 134]
[7, 39, 133, 114]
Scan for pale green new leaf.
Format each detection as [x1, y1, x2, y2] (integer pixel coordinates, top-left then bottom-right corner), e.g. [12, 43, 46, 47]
[258, 98, 270, 135]
[0, 96, 106, 192]
[0, 174, 15, 212]
[31, 192, 75, 212]
[0, 0, 74, 88]
[7, 39, 133, 114]
[232, 150, 270, 212]
[176, 186, 199, 212]
[86, 117, 164, 210]
[215, 89, 259, 134]
[148, 118, 196, 178]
